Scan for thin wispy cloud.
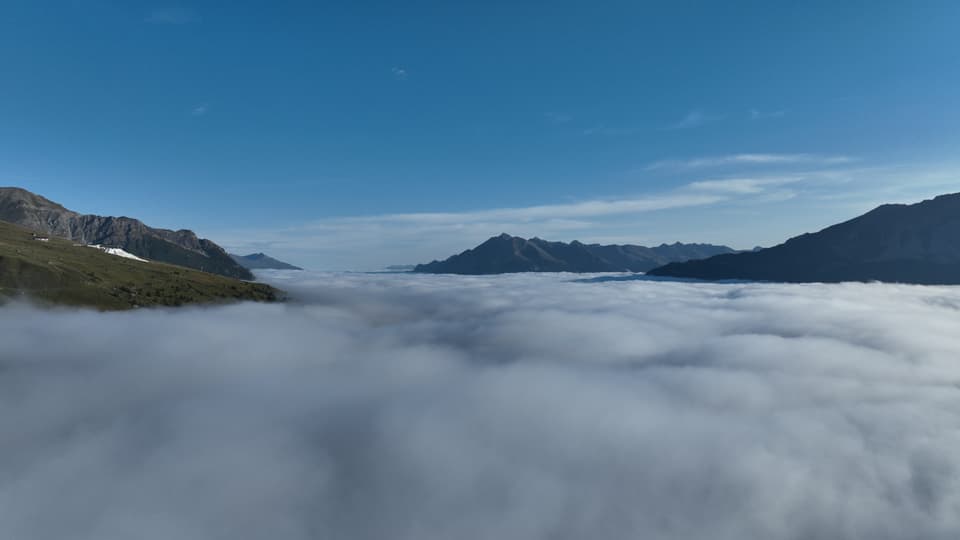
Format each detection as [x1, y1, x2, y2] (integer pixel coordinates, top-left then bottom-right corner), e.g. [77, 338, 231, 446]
[582, 126, 643, 136]
[391, 66, 408, 80]
[145, 7, 200, 25]
[646, 153, 856, 171]
[688, 176, 804, 194]
[344, 192, 726, 225]
[750, 108, 787, 120]
[666, 110, 722, 130]
[191, 103, 209, 116]
[544, 112, 573, 125]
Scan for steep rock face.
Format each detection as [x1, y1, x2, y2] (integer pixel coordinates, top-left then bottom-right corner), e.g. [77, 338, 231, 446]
[0, 187, 252, 280]
[414, 233, 735, 274]
[648, 193, 960, 284]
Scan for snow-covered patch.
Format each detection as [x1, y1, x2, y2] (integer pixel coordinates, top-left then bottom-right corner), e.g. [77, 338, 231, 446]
[87, 244, 149, 262]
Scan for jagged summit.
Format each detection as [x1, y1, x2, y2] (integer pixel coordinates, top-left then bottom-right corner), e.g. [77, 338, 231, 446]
[414, 234, 734, 274]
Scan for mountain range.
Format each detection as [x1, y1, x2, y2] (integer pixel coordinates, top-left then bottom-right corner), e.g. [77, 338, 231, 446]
[230, 252, 303, 271]
[11, 185, 960, 287]
[0, 187, 252, 280]
[414, 233, 735, 274]
[648, 192, 960, 284]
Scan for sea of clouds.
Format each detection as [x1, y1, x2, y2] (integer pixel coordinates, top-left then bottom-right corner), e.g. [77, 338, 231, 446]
[3, 271, 960, 539]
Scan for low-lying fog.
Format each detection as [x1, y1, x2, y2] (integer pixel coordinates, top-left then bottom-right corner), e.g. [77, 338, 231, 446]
[3, 271, 960, 539]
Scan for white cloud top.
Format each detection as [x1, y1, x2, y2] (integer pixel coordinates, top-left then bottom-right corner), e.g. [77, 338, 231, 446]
[3, 271, 960, 538]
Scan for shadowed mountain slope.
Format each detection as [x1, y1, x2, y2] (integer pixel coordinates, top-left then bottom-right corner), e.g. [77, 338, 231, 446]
[649, 193, 960, 284]
[230, 252, 303, 271]
[414, 233, 735, 274]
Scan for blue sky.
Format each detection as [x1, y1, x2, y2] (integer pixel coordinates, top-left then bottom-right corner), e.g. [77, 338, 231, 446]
[2, 1, 960, 269]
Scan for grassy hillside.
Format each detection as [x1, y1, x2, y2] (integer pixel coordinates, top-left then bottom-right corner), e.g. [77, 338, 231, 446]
[0, 221, 281, 310]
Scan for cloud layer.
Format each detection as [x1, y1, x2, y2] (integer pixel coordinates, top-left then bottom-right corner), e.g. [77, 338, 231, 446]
[4, 271, 960, 539]
[645, 153, 855, 171]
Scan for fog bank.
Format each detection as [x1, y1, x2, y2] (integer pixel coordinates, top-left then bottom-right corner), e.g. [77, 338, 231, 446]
[3, 271, 960, 539]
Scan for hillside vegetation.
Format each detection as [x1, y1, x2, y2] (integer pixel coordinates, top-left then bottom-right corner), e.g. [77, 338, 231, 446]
[0, 220, 280, 310]
[0, 187, 254, 280]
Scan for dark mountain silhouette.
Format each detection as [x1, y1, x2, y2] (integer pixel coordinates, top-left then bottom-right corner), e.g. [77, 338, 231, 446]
[230, 253, 302, 270]
[0, 187, 253, 280]
[649, 192, 960, 284]
[583, 242, 736, 272]
[414, 233, 735, 274]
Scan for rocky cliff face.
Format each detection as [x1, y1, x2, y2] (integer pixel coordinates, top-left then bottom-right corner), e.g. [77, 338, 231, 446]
[648, 192, 960, 284]
[0, 187, 253, 280]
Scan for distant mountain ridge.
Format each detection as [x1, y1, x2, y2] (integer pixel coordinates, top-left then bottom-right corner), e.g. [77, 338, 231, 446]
[385, 265, 416, 272]
[0, 187, 253, 280]
[414, 233, 735, 274]
[648, 192, 960, 284]
[230, 253, 302, 271]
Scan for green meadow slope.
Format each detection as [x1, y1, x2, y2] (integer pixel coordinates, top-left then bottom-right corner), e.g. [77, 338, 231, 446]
[0, 220, 281, 310]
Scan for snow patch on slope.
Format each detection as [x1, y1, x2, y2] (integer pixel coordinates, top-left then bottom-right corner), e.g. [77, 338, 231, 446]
[87, 244, 149, 262]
